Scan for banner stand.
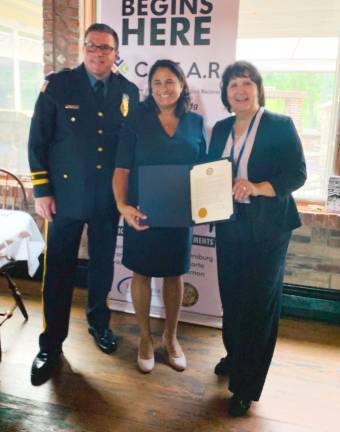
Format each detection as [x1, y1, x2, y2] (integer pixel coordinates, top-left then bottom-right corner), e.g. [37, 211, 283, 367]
[108, 299, 222, 328]
[94, 0, 240, 328]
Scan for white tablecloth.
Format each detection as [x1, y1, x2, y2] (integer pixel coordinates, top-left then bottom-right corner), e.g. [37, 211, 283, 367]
[0, 210, 45, 276]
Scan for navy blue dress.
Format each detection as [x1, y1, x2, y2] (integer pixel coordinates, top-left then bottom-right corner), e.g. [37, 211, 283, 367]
[115, 103, 206, 277]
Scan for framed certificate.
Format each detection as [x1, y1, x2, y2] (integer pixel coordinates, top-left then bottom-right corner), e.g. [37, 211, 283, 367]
[138, 159, 233, 227]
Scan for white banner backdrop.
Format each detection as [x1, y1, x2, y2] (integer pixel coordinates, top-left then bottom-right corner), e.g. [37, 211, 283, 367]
[96, 0, 239, 327]
[110, 222, 221, 327]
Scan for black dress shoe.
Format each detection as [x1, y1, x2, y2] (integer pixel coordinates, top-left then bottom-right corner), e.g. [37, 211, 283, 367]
[88, 327, 117, 354]
[31, 350, 62, 386]
[228, 394, 252, 417]
[214, 356, 231, 376]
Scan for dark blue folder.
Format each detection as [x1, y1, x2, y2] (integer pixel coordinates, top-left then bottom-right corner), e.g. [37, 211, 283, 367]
[138, 164, 192, 227]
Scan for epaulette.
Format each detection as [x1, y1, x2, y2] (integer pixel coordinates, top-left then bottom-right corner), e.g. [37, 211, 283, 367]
[116, 71, 127, 81]
[40, 68, 72, 93]
[54, 67, 72, 78]
[59, 67, 72, 73]
[116, 72, 134, 88]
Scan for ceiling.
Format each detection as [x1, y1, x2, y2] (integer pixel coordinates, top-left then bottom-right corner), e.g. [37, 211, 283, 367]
[238, 0, 340, 38]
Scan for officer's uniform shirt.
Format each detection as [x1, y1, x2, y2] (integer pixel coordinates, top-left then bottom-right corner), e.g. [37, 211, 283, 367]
[85, 69, 110, 96]
[28, 64, 139, 220]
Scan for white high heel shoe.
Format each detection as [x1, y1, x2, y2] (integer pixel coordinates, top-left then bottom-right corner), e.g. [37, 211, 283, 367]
[137, 339, 155, 373]
[137, 353, 155, 373]
[162, 334, 187, 371]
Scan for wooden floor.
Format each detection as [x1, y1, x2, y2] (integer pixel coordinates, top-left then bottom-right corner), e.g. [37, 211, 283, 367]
[1, 279, 340, 432]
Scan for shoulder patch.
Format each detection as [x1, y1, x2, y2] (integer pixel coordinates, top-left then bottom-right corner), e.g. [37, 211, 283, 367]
[40, 79, 50, 93]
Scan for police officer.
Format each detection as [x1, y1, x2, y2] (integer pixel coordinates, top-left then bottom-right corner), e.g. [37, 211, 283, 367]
[28, 23, 139, 385]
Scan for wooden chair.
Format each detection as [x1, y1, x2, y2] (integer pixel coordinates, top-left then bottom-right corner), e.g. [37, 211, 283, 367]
[0, 169, 29, 361]
[0, 168, 28, 211]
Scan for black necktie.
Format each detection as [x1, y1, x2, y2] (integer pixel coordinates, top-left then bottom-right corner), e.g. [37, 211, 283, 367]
[94, 80, 105, 107]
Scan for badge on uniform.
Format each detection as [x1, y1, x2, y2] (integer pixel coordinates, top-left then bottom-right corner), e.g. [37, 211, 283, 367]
[65, 104, 80, 109]
[40, 80, 49, 93]
[120, 93, 129, 117]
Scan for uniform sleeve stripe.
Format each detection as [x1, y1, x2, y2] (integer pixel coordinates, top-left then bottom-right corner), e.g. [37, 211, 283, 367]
[31, 170, 48, 177]
[32, 179, 50, 186]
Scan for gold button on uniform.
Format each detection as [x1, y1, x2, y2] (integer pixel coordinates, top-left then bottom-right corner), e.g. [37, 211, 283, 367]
[96, 165, 102, 170]
[97, 111, 104, 117]
[63, 174, 68, 179]
[70, 117, 76, 122]
[97, 147, 103, 152]
[97, 129, 103, 134]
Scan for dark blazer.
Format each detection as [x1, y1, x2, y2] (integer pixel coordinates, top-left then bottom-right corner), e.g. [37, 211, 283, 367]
[208, 110, 307, 241]
[28, 64, 139, 219]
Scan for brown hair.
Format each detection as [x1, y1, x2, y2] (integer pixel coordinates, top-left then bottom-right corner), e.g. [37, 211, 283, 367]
[84, 23, 119, 50]
[220, 61, 265, 112]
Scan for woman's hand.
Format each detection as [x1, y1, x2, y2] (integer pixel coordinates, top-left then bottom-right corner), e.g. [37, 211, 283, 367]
[113, 168, 149, 231]
[233, 179, 276, 202]
[233, 179, 256, 202]
[119, 204, 149, 231]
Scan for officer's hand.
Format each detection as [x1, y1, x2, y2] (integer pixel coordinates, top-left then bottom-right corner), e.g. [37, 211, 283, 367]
[119, 204, 149, 231]
[35, 196, 56, 222]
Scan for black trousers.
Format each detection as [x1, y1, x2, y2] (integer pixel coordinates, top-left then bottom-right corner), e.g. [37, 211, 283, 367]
[215, 215, 291, 401]
[39, 211, 120, 352]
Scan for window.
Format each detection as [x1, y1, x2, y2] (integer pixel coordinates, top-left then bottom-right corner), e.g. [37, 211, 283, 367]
[237, 0, 340, 201]
[0, 2, 43, 177]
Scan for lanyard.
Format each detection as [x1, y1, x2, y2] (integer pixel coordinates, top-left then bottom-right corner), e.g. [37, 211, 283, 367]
[230, 109, 259, 178]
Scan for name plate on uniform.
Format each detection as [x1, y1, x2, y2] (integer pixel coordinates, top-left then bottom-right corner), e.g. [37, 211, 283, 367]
[138, 159, 233, 227]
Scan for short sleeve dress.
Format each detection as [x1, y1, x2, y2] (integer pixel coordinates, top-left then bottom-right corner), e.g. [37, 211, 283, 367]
[115, 103, 206, 277]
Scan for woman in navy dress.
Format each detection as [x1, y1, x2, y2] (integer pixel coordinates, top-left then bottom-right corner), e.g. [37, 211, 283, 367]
[113, 59, 206, 373]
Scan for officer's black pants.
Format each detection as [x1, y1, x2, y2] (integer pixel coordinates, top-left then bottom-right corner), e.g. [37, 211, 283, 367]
[215, 215, 291, 401]
[39, 212, 120, 352]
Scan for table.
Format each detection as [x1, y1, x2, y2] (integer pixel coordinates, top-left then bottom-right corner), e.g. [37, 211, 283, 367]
[0, 210, 45, 360]
[0, 210, 45, 276]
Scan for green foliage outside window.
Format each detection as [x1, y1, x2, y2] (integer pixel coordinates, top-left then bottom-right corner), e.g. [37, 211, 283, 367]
[262, 72, 335, 130]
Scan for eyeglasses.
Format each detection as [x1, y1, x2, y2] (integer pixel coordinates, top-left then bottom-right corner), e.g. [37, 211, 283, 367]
[84, 42, 116, 55]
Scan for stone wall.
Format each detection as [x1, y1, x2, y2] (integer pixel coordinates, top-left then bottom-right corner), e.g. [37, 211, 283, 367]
[337, 113, 340, 174]
[43, 0, 80, 74]
[286, 210, 340, 290]
[10, 177, 340, 292]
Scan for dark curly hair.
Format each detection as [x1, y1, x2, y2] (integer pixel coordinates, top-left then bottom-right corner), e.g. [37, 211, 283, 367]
[143, 59, 191, 117]
[220, 61, 265, 112]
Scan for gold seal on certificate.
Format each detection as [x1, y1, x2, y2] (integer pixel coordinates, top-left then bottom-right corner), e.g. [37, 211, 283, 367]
[198, 207, 208, 218]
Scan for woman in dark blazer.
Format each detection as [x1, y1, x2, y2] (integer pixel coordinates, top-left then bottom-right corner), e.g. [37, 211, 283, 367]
[209, 61, 307, 416]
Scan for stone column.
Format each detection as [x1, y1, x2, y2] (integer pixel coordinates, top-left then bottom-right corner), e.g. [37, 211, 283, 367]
[43, 0, 80, 75]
